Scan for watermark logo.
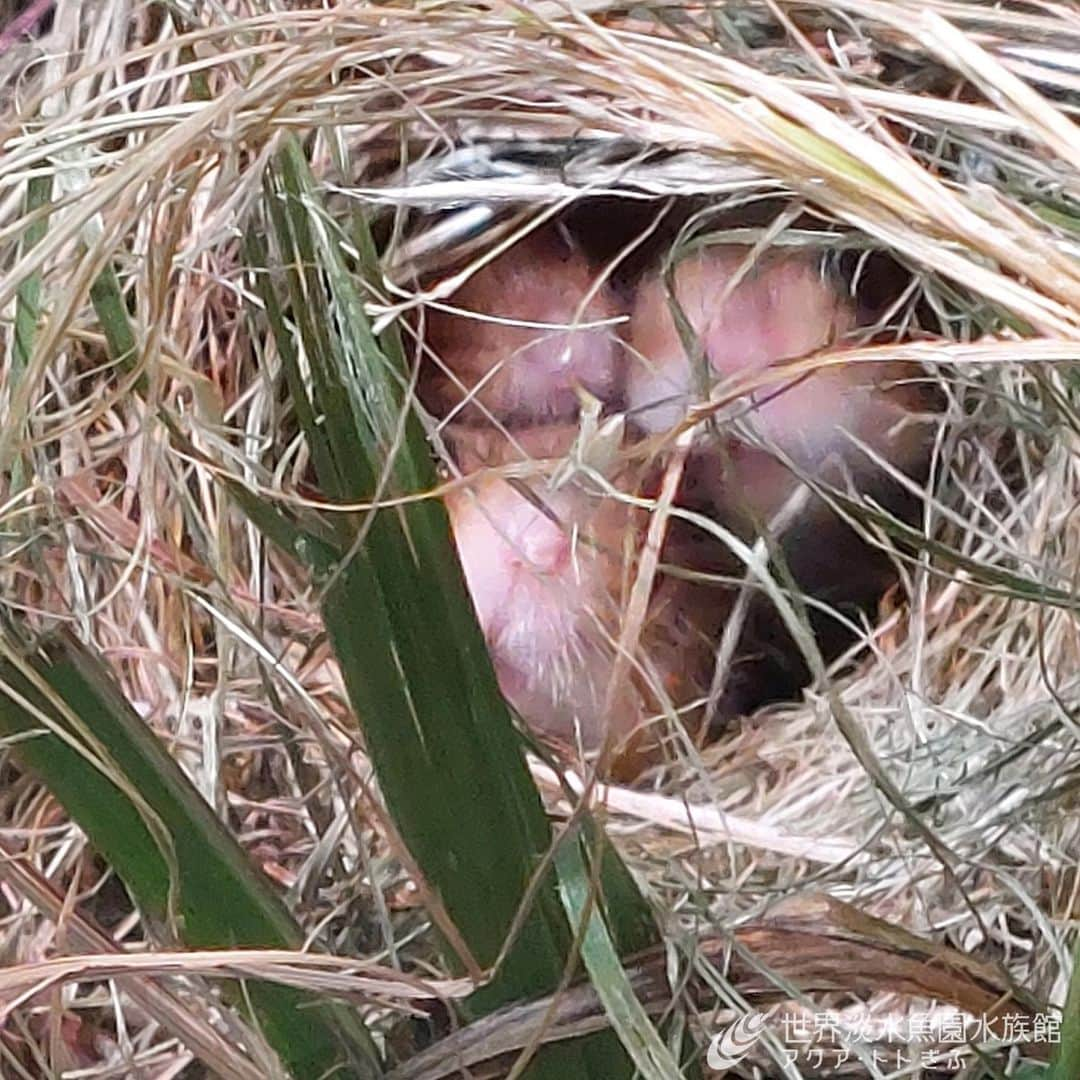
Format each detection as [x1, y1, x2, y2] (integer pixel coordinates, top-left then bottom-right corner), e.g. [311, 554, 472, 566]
[705, 1009, 1061, 1073]
[706, 1012, 768, 1071]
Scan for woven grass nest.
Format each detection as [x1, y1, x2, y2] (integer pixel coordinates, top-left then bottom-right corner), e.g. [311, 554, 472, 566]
[1, 2, 1078, 1078]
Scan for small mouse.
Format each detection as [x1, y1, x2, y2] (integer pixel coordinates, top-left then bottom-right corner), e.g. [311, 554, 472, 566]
[624, 246, 937, 724]
[446, 473, 630, 756]
[624, 246, 933, 522]
[421, 227, 625, 426]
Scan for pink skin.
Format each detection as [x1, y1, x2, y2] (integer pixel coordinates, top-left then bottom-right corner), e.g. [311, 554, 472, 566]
[445, 475, 631, 749]
[424, 229, 623, 425]
[625, 249, 929, 522]
[625, 250, 856, 442]
[446, 471, 714, 757]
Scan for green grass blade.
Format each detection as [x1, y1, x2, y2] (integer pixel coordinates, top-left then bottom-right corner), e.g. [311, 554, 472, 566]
[246, 138, 657, 1075]
[10, 174, 52, 491]
[1050, 938, 1079, 1079]
[243, 229, 341, 506]
[13, 177, 51, 378]
[88, 262, 140, 377]
[555, 826, 685, 1080]
[0, 631, 381, 1080]
[262, 145, 571, 981]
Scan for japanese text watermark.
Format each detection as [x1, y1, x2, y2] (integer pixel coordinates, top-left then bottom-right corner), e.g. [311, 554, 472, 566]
[706, 1009, 1060, 1071]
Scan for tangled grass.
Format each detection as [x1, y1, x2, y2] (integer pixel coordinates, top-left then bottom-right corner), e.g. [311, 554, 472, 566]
[1, 1, 1079, 1076]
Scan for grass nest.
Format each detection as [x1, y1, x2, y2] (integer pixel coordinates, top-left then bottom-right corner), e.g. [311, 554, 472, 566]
[0, 1, 1078, 1078]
